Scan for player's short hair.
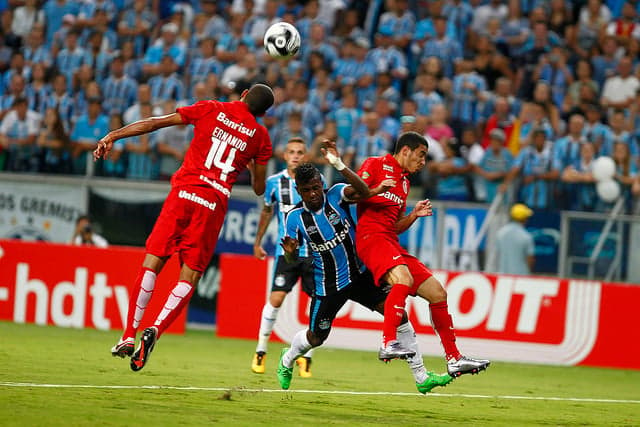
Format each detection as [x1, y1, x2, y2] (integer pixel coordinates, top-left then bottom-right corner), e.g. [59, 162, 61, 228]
[244, 83, 274, 116]
[294, 162, 321, 186]
[393, 131, 428, 154]
[287, 136, 306, 145]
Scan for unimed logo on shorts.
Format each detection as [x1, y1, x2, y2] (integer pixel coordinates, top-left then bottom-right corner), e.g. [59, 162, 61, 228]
[178, 190, 217, 211]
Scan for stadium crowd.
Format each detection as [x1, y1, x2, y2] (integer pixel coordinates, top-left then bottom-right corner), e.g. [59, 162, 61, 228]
[1, 0, 640, 212]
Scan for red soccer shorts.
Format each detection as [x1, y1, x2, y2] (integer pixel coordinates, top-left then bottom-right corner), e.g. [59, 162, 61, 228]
[356, 232, 433, 295]
[146, 185, 227, 272]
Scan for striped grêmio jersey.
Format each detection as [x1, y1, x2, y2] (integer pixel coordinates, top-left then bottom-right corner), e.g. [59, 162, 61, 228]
[285, 184, 365, 296]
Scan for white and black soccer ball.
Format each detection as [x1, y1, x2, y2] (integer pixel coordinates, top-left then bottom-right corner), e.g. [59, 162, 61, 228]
[263, 22, 301, 59]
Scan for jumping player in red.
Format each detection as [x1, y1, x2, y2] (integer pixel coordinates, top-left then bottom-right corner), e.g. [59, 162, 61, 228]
[93, 84, 275, 371]
[356, 131, 490, 377]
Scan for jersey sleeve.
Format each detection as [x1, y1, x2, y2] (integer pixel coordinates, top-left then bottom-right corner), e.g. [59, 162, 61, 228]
[253, 126, 273, 165]
[327, 183, 348, 204]
[177, 100, 218, 125]
[357, 157, 378, 187]
[285, 210, 303, 243]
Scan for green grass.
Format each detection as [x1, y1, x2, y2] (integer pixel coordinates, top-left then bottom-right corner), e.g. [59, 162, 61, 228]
[0, 322, 638, 426]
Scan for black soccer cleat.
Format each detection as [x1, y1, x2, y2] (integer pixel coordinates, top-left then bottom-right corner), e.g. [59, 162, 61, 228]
[130, 327, 158, 372]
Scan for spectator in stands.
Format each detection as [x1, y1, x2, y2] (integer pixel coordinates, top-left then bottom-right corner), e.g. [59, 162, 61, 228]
[276, 79, 323, 137]
[472, 35, 512, 93]
[99, 114, 125, 178]
[308, 67, 336, 116]
[566, 59, 599, 109]
[601, 56, 640, 111]
[220, 47, 257, 90]
[143, 23, 186, 77]
[124, 102, 156, 180]
[535, 46, 574, 109]
[0, 96, 40, 172]
[431, 138, 471, 201]
[70, 96, 109, 175]
[76, 0, 116, 30]
[352, 37, 377, 104]
[216, 13, 255, 66]
[561, 141, 598, 211]
[368, 25, 409, 91]
[591, 36, 620, 87]
[531, 82, 561, 137]
[273, 110, 312, 161]
[56, 30, 92, 93]
[442, 0, 474, 49]
[187, 38, 223, 95]
[450, 55, 487, 137]
[244, 0, 279, 47]
[45, 74, 74, 131]
[156, 100, 192, 180]
[81, 8, 118, 56]
[333, 8, 366, 41]
[296, 0, 323, 42]
[118, 0, 155, 57]
[27, 63, 48, 115]
[148, 56, 185, 104]
[425, 103, 454, 149]
[43, 0, 79, 46]
[0, 74, 27, 121]
[603, 109, 636, 157]
[605, 1, 640, 49]
[118, 41, 141, 83]
[495, 203, 535, 275]
[554, 113, 587, 174]
[411, 72, 444, 117]
[421, 15, 462, 79]
[2, 52, 30, 95]
[37, 107, 71, 174]
[328, 91, 361, 150]
[459, 127, 485, 200]
[10, 0, 44, 42]
[578, 0, 612, 55]
[471, 0, 508, 37]
[372, 72, 401, 113]
[610, 141, 639, 207]
[548, 0, 573, 38]
[373, 98, 400, 143]
[501, 0, 530, 59]
[476, 128, 514, 203]
[503, 128, 560, 210]
[583, 103, 612, 153]
[102, 56, 139, 117]
[352, 111, 389, 170]
[378, 0, 416, 51]
[71, 215, 108, 248]
[482, 96, 517, 150]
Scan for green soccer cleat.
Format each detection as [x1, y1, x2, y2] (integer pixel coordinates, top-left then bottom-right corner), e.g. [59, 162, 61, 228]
[416, 371, 454, 394]
[277, 347, 294, 390]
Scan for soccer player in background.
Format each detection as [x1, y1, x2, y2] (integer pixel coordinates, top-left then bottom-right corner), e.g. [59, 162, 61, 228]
[277, 141, 453, 393]
[93, 83, 275, 372]
[356, 131, 490, 377]
[251, 137, 317, 377]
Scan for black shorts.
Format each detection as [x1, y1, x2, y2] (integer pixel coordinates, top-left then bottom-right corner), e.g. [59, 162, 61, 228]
[271, 255, 314, 296]
[308, 270, 387, 336]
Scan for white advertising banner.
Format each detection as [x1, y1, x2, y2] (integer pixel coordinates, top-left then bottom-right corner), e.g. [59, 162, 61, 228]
[0, 180, 85, 243]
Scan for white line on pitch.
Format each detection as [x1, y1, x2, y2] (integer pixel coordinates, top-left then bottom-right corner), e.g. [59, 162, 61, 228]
[1, 382, 638, 404]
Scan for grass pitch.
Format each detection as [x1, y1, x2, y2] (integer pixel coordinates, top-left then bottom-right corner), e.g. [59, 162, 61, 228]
[0, 322, 638, 426]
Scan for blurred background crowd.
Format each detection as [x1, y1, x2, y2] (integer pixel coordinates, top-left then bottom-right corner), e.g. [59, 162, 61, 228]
[1, 0, 640, 212]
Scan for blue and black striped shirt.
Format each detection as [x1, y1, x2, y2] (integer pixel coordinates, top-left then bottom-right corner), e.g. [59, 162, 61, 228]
[285, 184, 364, 296]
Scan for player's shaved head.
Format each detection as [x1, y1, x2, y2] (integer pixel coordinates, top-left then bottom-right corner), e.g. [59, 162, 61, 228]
[243, 83, 275, 116]
[394, 131, 429, 154]
[294, 162, 321, 186]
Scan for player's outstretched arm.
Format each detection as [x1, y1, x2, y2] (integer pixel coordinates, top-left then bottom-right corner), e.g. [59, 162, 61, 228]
[395, 199, 433, 234]
[321, 139, 371, 201]
[93, 113, 184, 161]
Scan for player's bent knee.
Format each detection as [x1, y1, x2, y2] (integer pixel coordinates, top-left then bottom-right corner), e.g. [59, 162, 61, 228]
[308, 330, 329, 347]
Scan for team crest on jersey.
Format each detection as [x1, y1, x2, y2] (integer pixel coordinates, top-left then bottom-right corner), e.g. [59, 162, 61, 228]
[274, 275, 286, 287]
[402, 179, 408, 194]
[328, 212, 340, 225]
[362, 171, 370, 179]
[383, 164, 394, 172]
[318, 319, 332, 330]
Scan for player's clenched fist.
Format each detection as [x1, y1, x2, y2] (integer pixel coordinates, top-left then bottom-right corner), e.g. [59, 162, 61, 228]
[414, 199, 433, 217]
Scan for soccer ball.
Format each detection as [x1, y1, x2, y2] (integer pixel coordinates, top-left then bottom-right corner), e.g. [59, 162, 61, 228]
[263, 22, 301, 58]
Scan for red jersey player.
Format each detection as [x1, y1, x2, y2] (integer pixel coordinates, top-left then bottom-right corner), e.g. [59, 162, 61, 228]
[93, 84, 275, 371]
[356, 131, 490, 378]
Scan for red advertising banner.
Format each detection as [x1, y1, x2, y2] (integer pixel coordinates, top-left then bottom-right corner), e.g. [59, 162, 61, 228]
[218, 254, 639, 370]
[0, 240, 185, 333]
